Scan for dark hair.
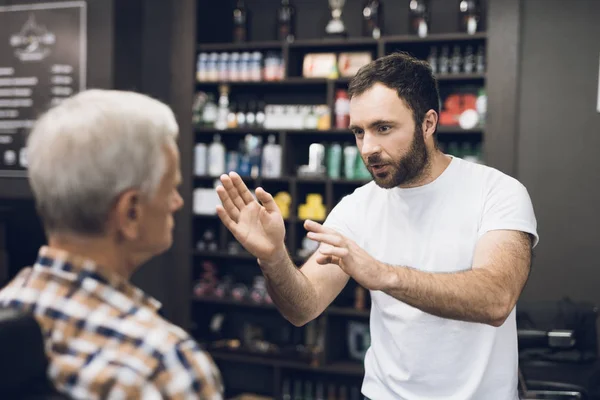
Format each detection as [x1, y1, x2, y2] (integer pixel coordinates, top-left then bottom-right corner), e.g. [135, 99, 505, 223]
[348, 52, 440, 130]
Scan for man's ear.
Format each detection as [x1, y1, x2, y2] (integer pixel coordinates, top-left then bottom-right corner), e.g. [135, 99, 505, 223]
[114, 189, 143, 241]
[422, 109, 439, 140]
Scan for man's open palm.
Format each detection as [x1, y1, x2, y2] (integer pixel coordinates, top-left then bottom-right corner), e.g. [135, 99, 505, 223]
[216, 172, 286, 260]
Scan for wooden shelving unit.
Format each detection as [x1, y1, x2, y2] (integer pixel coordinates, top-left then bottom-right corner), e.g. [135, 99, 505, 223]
[191, 2, 489, 397]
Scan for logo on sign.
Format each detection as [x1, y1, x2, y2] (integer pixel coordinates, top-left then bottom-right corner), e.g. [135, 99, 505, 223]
[10, 14, 56, 62]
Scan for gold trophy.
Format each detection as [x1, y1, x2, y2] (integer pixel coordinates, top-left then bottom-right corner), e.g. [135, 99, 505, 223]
[325, 0, 347, 38]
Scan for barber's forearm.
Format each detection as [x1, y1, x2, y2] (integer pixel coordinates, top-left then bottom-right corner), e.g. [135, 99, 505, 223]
[258, 250, 319, 327]
[382, 264, 512, 327]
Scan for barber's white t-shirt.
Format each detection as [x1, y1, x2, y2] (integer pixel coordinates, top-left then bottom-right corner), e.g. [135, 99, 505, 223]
[323, 156, 538, 400]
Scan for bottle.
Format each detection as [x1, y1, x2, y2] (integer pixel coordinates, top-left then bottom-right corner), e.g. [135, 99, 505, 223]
[277, 0, 296, 42]
[282, 379, 292, 400]
[450, 45, 462, 74]
[459, 0, 480, 35]
[262, 134, 282, 178]
[293, 380, 303, 400]
[227, 102, 238, 129]
[208, 134, 226, 176]
[304, 381, 314, 400]
[427, 46, 438, 74]
[362, 0, 383, 39]
[339, 385, 348, 400]
[343, 143, 357, 179]
[439, 45, 450, 75]
[232, 0, 249, 42]
[463, 45, 475, 73]
[255, 101, 266, 128]
[250, 51, 263, 81]
[246, 100, 257, 127]
[315, 382, 325, 400]
[218, 52, 229, 82]
[327, 142, 342, 179]
[409, 0, 429, 38]
[215, 84, 230, 131]
[201, 94, 218, 128]
[236, 102, 247, 128]
[476, 44, 486, 73]
[196, 53, 208, 82]
[476, 88, 487, 126]
[334, 89, 350, 129]
[207, 53, 219, 81]
[194, 143, 207, 176]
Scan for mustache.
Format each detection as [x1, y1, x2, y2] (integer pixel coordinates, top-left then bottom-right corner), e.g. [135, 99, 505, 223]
[366, 155, 387, 166]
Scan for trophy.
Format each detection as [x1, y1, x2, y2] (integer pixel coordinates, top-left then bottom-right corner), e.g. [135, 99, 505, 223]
[325, 0, 347, 38]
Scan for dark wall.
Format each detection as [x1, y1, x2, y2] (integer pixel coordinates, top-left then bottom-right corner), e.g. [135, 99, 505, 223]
[517, 0, 600, 306]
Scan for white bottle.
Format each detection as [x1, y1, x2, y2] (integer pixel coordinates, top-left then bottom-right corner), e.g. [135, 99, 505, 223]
[261, 134, 282, 178]
[215, 85, 230, 131]
[194, 143, 208, 176]
[208, 134, 226, 176]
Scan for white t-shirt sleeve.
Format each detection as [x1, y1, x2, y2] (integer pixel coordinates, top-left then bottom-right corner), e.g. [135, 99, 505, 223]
[323, 194, 360, 243]
[478, 174, 539, 248]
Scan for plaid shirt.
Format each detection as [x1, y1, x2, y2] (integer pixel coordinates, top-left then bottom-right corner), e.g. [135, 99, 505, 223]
[0, 246, 223, 400]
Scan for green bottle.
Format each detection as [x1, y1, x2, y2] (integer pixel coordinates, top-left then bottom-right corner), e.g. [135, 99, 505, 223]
[327, 142, 342, 179]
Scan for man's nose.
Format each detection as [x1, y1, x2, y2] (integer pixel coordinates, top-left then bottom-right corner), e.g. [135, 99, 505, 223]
[361, 133, 381, 158]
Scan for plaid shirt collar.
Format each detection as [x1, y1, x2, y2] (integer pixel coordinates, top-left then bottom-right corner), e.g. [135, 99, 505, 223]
[33, 246, 162, 313]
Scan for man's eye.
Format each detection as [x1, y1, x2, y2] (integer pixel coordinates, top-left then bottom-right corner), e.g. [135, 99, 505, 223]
[353, 130, 364, 137]
[378, 125, 391, 133]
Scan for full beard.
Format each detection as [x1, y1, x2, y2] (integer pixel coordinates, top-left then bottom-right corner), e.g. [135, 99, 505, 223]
[366, 126, 430, 189]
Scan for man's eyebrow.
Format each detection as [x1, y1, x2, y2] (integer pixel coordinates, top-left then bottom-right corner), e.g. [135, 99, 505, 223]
[349, 120, 396, 131]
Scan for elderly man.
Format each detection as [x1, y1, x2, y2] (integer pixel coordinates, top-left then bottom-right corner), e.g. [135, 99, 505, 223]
[0, 90, 223, 399]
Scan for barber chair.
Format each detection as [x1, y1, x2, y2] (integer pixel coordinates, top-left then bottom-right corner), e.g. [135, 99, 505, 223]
[0, 308, 69, 399]
[519, 329, 587, 399]
[518, 299, 600, 400]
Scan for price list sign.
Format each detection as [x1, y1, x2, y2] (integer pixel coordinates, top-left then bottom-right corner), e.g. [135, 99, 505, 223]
[0, 2, 86, 177]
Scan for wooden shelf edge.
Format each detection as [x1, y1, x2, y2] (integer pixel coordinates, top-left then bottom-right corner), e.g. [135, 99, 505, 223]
[193, 296, 370, 319]
[207, 350, 364, 375]
[197, 32, 487, 52]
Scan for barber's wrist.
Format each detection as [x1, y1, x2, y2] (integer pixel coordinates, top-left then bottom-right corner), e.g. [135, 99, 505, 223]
[257, 245, 290, 270]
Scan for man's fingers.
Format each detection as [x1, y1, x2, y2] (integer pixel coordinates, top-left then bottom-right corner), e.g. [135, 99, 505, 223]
[215, 185, 240, 222]
[216, 205, 239, 236]
[304, 219, 338, 235]
[318, 244, 349, 258]
[220, 174, 247, 210]
[230, 172, 255, 205]
[306, 232, 344, 247]
[255, 187, 278, 213]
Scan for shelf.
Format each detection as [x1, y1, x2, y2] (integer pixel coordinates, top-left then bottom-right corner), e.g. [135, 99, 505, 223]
[196, 126, 481, 136]
[289, 37, 378, 48]
[193, 250, 257, 260]
[197, 32, 487, 53]
[0, 176, 33, 200]
[193, 250, 306, 264]
[436, 73, 486, 81]
[195, 127, 351, 135]
[383, 32, 487, 44]
[192, 175, 370, 185]
[196, 78, 329, 86]
[208, 350, 364, 376]
[327, 306, 370, 318]
[197, 40, 284, 52]
[193, 296, 276, 310]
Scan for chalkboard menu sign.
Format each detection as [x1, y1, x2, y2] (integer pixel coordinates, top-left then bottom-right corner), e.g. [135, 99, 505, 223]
[0, 1, 86, 178]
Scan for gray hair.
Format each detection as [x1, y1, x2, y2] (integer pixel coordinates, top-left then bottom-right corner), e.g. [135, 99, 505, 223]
[27, 89, 179, 235]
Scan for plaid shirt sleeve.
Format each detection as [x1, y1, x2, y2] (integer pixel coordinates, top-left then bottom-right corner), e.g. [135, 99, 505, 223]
[152, 338, 224, 400]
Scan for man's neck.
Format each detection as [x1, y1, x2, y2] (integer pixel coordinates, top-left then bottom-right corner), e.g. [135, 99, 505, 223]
[400, 149, 452, 189]
[47, 234, 134, 280]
